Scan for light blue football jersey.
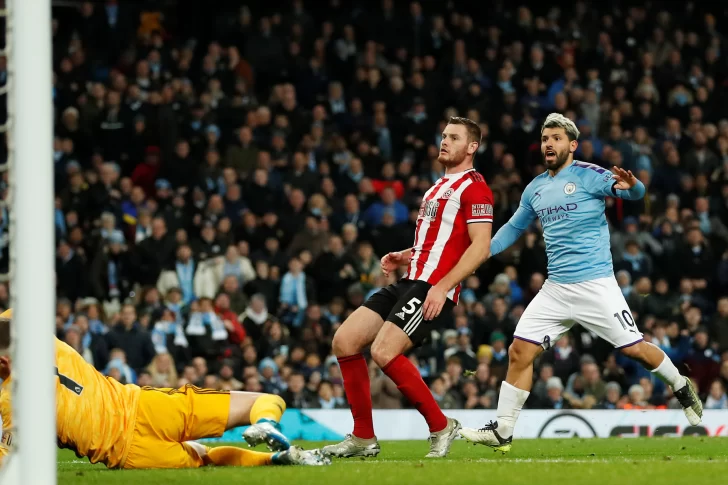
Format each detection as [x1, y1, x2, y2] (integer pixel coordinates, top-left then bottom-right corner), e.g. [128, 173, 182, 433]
[490, 161, 645, 284]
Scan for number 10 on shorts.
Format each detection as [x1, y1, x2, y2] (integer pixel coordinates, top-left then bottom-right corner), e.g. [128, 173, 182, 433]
[614, 310, 637, 333]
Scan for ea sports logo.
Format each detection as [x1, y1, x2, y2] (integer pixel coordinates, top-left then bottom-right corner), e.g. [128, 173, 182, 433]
[537, 412, 597, 438]
[564, 182, 576, 195]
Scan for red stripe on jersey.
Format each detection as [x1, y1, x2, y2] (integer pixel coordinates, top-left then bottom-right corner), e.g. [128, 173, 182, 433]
[425, 179, 475, 288]
[453, 285, 461, 302]
[412, 175, 471, 281]
[407, 177, 450, 277]
[468, 171, 483, 183]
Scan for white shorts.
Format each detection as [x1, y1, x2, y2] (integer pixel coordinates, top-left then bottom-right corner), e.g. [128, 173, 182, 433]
[513, 276, 644, 350]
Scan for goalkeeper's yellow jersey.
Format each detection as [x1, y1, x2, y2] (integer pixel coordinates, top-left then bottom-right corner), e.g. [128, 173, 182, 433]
[0, 377, 11, 463]
[0, 339, 141, 468]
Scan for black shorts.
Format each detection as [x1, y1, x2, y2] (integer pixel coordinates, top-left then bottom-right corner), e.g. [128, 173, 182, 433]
[363, 279, 455, 346]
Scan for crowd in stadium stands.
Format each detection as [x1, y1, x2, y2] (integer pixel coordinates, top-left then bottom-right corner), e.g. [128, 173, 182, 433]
[2, 0, 728, 412]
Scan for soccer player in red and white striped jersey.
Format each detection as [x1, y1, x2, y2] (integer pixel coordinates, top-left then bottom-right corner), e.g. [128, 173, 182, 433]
[405, 159, 493, 305]
[322, 117, 493, 459]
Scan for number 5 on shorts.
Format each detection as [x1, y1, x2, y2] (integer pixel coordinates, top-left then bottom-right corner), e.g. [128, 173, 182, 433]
[401, 297, 421, 315]
[613, 310, 637, 333]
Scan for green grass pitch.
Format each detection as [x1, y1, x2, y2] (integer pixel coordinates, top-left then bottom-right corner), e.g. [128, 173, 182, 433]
[58, 438, 728, 485]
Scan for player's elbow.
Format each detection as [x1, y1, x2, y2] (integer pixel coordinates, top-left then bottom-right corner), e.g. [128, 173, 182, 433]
[470, 229, 492, 263]
[473, 242, 490, 263]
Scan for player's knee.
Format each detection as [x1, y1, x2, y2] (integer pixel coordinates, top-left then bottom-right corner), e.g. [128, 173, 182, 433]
[369, 340, 391, 368]
[332, 314, 374, 357]
[508, 340, 537, 367]
[250, 393, 286, 424]
[332, 327, 359, 357]
[271, 394, 286, 414]
[619, 341, 646, 360]
[507, 344, 523, 366]
[253, 393, 286, 412]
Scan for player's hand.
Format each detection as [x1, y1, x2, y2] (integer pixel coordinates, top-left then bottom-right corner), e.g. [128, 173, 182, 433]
[381, 252, 407, 276]
[611, 167, 638, 190]
[423, 284, 448, 321]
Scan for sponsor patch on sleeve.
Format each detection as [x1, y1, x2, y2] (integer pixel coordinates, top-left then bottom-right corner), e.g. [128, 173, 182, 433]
[471, 204, 493, 217]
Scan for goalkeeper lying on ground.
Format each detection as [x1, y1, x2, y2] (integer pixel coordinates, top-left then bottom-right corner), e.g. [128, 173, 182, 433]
[0, 309, 328, 468]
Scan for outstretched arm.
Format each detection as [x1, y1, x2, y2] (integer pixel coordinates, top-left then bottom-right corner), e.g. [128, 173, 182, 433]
[585, 166, 646, 200]
[491, 201, 537, 257]
[611, 167, 646, 200]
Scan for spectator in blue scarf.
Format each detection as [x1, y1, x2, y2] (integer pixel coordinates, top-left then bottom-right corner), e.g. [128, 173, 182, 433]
[157, 244, 198, 305]
[80, 299, 108, 335]
[163, 288, 186, 323]
[104, 348, 137, 384]
[186, 298, 228, 347]
[151, 306, 189, 361]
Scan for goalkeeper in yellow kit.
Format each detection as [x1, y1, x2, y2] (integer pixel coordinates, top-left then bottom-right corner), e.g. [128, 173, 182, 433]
[0, 309, 328, 468]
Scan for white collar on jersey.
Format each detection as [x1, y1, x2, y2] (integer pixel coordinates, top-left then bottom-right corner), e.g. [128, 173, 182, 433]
[443, 167, 476, 179]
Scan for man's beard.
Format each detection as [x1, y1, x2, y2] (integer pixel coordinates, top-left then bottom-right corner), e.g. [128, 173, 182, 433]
[543, 148, 571, 171]
[438, 149, 465, 166]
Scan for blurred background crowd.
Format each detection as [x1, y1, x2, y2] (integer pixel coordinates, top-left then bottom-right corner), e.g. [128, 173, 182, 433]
[1, 0, 728, 412]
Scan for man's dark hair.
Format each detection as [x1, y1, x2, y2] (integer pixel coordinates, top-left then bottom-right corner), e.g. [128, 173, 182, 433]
[448, 116, 482, 145]
[0, 317, 10, 352]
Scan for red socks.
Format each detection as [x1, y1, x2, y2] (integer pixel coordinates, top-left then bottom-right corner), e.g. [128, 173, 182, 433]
[383, 354, 447, 433]
[339, 353, 447, 437]
[338, 354, 375, 439]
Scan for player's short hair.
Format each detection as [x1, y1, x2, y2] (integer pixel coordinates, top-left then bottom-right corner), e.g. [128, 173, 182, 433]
[541, 113, 580, 141]
[447, 116, 482, 144]
[0, 316, 10, 353]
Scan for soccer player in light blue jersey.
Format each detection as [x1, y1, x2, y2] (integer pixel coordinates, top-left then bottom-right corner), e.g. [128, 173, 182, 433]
[459, 113, 702, 452]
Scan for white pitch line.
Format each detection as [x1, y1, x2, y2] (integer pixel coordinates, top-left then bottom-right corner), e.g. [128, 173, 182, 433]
[334, 457, 728, 464]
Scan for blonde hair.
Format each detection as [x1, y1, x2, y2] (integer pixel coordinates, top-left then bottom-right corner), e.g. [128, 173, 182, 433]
[541, 113, 580, 140]
[146, 353, 179, 388]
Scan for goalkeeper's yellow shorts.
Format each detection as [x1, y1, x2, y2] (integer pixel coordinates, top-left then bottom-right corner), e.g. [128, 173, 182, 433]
[123, 384, 230, 469]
